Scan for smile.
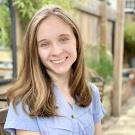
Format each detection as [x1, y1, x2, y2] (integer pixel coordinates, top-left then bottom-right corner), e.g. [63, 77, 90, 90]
[51, 57, 67, 64]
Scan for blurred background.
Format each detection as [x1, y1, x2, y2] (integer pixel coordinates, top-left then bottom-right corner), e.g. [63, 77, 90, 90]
[0, 0, 135, 135]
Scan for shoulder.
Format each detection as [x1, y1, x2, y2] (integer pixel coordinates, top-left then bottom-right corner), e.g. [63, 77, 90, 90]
[4, 101, 39, 134]
[5, 101, 35, 123]
[88, 82, 105, 123]
[88, 82, 102, 108]
[8, 101, 29, 116]
[88, 82, 100, 99]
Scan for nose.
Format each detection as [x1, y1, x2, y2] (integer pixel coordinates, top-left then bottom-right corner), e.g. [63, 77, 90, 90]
[51, 43, 62, 55]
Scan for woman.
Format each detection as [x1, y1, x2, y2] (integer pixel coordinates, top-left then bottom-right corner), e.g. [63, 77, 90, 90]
[4, 5, 105, 135]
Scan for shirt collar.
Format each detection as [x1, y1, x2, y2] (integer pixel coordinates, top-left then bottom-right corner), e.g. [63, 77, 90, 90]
[52, 83, 73, 118]
[52, 83, 91, 118]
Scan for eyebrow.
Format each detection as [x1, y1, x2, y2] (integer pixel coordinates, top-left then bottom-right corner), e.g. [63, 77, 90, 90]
[59, 34, 70, 37]
[37, 34, 71, 44]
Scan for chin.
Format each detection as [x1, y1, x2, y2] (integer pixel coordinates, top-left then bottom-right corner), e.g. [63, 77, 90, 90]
[53, 69, 70, 76]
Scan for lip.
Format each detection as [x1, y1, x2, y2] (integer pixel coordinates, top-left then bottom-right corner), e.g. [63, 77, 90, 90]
[50, 57, 68, 64]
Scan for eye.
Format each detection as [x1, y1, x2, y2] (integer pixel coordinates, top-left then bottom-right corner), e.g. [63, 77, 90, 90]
[60, 37, 69, 42]
[39, 42, 50, 47]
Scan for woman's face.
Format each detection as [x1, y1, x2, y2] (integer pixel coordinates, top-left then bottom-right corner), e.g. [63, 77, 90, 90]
[37, 15, 77, 77]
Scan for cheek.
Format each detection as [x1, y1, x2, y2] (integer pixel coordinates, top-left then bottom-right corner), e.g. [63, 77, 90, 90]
[38, 49, 49, 63]
[68, 39, 77, 52]
[74, 49, 77, 61]
[68, 46, 77, 62]
[71, 43, 77, 58]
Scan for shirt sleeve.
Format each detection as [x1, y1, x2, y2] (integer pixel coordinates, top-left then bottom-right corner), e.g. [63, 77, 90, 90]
[90, 83, 106, 124]
[4, 101, 39, 135]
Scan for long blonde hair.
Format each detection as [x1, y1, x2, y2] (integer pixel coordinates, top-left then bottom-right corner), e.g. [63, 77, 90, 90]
[6, 5, 92, 117]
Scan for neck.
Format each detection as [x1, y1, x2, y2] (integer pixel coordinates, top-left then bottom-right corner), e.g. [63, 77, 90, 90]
[48, 71, 70, 91]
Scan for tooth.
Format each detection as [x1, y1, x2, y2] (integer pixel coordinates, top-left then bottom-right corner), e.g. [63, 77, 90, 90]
[52, 58, 66, 64]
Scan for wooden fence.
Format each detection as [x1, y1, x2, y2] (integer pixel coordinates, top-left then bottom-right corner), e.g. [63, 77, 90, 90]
[74, 0, 116, 53]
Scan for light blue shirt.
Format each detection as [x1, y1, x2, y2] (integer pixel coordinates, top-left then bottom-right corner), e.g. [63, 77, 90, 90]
[4, 83, 105, 135]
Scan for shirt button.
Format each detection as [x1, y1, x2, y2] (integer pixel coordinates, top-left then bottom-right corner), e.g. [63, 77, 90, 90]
[71, 114, 75, 119]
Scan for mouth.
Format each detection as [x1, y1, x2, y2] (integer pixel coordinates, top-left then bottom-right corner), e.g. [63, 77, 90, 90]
[50, 57, 68, 64]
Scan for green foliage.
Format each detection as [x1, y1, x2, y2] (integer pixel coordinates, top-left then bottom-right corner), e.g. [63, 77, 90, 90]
[0, 0, 73, 47]
[13, 0, 41, 26]
[0, 2, 11, 48]
[124, 21, 135, 54]
[84, 44, 113, 83]
[13, 0, 73, 28]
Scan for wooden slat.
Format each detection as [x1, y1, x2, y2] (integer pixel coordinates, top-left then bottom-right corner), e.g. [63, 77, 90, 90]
[0, 108, 10, 135]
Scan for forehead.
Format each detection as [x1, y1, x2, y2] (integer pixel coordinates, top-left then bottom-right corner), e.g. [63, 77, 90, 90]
[40, 14, 70, 26]
[37, 15, 74, 40]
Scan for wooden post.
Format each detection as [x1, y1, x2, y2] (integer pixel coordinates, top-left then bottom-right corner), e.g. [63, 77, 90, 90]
[100, 0, 108, 46]
[112, 0, 125, 116]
